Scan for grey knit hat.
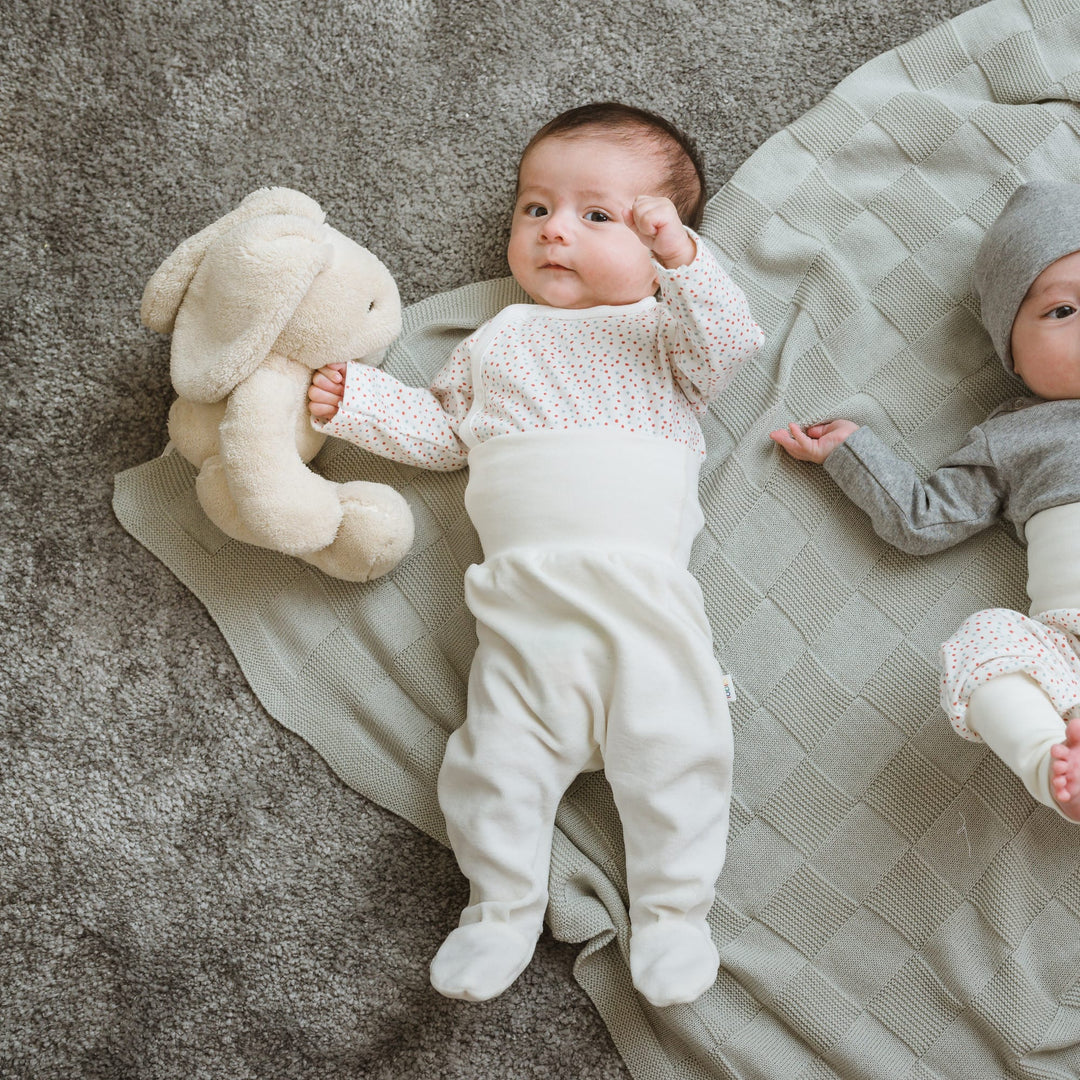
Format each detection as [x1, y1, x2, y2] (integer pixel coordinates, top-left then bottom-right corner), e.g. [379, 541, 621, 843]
[971, 180, 1080, 373]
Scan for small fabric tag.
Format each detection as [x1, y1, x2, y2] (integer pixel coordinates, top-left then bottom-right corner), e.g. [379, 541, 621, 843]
[721, 672, 736, 703]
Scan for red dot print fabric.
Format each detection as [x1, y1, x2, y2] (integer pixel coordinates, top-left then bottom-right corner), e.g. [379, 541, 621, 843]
[940, 607, 1080, 740]
[319, 240, 764, 471]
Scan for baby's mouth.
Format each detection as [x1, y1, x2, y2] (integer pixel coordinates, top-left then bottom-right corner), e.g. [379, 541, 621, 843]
[541, 262, 572, 271]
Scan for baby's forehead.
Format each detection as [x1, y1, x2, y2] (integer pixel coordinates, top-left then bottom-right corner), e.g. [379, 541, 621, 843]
[1027, 248, 1080, 293]
[518, 129, 667, 188]
[526, 126, 663, 160]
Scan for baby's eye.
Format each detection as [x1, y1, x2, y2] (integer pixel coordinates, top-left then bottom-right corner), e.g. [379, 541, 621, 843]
[1048, 305, 1076, 319]
[523, 204, 548, 218]
[584, 210, 611, 223]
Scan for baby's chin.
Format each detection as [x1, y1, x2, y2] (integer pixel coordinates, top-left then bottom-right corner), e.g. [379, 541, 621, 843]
[519, 283, 658, 309]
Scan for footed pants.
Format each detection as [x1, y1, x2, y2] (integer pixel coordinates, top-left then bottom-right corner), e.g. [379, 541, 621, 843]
[438, 431, 733, 939]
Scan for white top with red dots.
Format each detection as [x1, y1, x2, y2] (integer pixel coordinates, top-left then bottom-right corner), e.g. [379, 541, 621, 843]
[320, 238, 764, 471]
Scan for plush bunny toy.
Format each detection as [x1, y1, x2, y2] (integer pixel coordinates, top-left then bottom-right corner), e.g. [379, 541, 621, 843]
[141, 187, 414, 581]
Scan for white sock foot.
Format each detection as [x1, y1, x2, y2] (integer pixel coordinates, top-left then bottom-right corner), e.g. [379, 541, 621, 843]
[429, 922, 538, 1002]
[630, 920, 719, 1007]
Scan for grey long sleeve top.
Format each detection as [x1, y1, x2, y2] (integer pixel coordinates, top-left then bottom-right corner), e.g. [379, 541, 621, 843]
[822, 397, 1080, 553]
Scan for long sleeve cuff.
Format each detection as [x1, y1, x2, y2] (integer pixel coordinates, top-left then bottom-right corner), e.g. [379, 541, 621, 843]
[315, 361, 469, 471]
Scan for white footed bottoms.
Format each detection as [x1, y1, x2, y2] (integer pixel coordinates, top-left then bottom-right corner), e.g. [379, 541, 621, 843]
[431, 432, 732, 1005]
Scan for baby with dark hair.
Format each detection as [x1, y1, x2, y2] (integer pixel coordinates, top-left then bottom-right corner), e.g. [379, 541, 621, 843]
[308, 102, 764, 1005]
[771, 181, 1080, 823]
[519, 101, 710, 229]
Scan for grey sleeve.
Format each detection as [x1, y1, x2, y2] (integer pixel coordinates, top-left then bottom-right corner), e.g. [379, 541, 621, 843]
[822, 424, 1005, 555]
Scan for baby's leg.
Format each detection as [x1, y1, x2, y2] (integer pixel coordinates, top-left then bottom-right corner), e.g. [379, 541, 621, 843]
[607, 694, 732, 1007]
[943, 608, 1080, 821]
[431, 606, 597, 1001]
[604, 569, 734, 1007]
[967, 673, 1078, 821]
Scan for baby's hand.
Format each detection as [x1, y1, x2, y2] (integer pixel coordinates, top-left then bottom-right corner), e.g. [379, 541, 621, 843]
[308, 362, 347, 421]
[625, 195, 696, 269]
[769, 420, 859, 464]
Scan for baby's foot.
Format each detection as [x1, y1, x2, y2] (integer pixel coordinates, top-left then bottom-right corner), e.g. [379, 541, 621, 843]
[429, 922, 537, 1002]
[1050, 719, 1080, 822]
[629, 920, 719, 1008]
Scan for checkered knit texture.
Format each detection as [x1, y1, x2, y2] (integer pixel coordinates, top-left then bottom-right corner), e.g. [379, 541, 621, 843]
[115, 1, 1080, 1076]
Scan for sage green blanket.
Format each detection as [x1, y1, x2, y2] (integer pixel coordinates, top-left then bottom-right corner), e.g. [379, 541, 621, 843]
[115, 1, 1080, 1075]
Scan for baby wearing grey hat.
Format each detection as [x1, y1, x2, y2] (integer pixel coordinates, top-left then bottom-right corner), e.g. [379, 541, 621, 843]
[771, 181, 1080, 822]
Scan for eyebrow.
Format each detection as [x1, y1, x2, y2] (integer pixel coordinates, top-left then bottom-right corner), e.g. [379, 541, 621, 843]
[517, 185, 617, 202]
[1029, 274, 1080, 298]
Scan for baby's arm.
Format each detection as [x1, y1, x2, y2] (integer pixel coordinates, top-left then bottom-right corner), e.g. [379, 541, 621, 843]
[307, 347, 473, 472]
[771, 420, 1005, 555]
[639, 200, 765, 407]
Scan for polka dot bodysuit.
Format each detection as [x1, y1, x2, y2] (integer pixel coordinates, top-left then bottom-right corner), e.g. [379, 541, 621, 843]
[321, 235, 761, 468]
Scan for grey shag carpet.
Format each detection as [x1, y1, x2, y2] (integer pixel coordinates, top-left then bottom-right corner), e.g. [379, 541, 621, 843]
[1, 1, 988, 1077]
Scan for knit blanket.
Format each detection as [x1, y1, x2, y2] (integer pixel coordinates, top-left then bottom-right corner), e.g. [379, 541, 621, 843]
[114, 1, 1080, 1075]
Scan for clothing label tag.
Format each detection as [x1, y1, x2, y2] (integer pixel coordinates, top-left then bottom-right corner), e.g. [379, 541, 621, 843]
[721, 673, 736, 703]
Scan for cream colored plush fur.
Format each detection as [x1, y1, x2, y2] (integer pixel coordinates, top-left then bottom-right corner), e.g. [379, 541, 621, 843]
[141, 187, 413, 581]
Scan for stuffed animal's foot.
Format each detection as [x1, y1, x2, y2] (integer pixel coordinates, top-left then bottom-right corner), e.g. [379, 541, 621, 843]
[630, 920, 719, 1007]
[302, 481, 414, 581]
[429, 922, 538, 1002]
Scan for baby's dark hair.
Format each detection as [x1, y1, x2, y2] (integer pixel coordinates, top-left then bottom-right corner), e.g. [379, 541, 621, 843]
[519, 102, 708, 230]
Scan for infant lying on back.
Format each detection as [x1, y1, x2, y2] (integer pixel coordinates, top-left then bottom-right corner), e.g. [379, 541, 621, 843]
[772, 181, 1080, 823]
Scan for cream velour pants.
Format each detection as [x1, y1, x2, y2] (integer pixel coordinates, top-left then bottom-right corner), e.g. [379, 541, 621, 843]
[438, 431, 734, 938]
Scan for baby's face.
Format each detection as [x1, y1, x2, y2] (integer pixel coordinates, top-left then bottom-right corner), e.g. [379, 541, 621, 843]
[508, 134, 663, 308]
[1011, 249, 1080, 400]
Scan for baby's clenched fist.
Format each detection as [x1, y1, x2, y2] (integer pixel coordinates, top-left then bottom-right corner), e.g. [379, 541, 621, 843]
[308, 362, 347, 421]
[624, 196, 696, 269]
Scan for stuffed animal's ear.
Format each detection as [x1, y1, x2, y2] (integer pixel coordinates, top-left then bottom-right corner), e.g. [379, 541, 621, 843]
[140, 187, 325, 335]
[169, 214, 335, 403]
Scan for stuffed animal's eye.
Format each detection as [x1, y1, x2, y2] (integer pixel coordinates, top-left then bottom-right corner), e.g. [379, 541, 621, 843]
[368, 300, 375, 312]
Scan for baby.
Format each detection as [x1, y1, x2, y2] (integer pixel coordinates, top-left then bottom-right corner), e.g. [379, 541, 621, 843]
[770, 181, 1080, 823]
[308, 102, 764, 1006]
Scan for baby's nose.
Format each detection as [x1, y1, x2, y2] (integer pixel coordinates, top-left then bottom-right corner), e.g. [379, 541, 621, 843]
[539, 210, 570, 241]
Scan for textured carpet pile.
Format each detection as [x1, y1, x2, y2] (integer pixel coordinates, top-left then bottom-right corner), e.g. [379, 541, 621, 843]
[3, 1, 1037, 1077]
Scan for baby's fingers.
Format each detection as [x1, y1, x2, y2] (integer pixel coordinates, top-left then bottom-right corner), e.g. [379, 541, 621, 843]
[806, 421, 846, 439]
[768, 423, 802, 447]
[769, 423, 816, 461]
[628, 195, 680, 237]
[307, 379, 344, 412]
[311, 371, 341, 393]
